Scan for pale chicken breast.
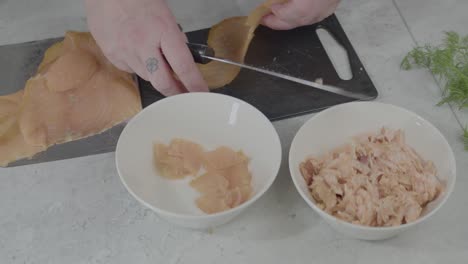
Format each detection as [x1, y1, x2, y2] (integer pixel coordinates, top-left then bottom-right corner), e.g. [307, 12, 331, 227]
[44, 50, 98, 92]
[19, 32, 140, 148]
[0, 91, 45, 166]
[0, 91, 24, 137]
[0, 31, 141, 167]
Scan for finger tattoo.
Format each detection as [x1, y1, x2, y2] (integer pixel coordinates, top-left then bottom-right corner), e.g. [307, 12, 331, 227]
[146, 57, 159, 73]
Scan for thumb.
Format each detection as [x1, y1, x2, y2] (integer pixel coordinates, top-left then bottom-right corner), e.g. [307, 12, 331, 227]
[269, 1, 303, 24]
[261, 13, 297, 30]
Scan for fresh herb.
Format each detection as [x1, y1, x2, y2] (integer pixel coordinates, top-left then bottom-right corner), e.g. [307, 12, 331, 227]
[402, 31, 468, 150]
[464, 126, 468, 150]
[401, 31, 468, 108]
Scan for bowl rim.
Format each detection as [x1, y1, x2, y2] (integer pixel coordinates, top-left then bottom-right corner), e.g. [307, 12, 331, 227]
[289, 101, 457, 231]
[115, 92, 282, 220]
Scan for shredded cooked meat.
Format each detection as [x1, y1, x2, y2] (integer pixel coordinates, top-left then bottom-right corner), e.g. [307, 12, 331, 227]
[300, 127, 445, 227]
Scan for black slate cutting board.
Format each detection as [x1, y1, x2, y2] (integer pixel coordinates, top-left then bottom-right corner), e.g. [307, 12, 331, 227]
[139, 14, 378, 121]
[0, 14, 377, 166]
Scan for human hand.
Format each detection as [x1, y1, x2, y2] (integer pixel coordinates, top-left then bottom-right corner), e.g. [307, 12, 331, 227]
[84, 0, 208, 96]
[261, 0, 340, 30]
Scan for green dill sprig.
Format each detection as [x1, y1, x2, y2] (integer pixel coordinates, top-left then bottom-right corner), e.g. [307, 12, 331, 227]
[402, 31, 468, 150]
[464, 126, 468, 150]
[401, 31, 468, 109]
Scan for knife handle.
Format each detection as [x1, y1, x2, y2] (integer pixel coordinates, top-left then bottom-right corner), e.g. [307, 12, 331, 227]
[186, 43, 214, 64]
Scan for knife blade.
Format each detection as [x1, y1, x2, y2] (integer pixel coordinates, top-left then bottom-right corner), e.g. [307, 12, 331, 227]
[187, 43, 371, 100]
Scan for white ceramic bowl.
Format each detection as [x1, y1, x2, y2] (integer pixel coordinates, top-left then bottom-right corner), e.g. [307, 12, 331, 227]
[116, 93, 281, 229]
[289, 102, 456, 240]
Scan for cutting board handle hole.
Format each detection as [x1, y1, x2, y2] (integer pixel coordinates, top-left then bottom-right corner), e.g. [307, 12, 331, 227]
[316, 28, 353, 81]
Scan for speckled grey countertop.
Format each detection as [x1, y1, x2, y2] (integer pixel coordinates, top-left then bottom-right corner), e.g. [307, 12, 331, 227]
[1, 0, 467, 263]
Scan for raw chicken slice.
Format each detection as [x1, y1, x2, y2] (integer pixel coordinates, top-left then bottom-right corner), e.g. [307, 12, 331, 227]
[156, 156, 188, 179]
[19, 66, 140, 147]
[0, 91, 23, 137]
[203, 146, 248, 171]
[223, 161, 252, 188]
[0, 123, 46, 167]
[190, 171, 229, 197]
[153, 138, 254, 214]
[167, 139, 204, 173]
[193, 181, 247, 213]
[197, 0, 287, 89]
[153, 139, 204, 179]
[239, 185, 253, 203]
[197, 17, 251, 89]
[45, 50, 98, 92]
[193, 145, 252, 213]
[0, 91, 45, 166]
[195, 194, 231, 214]
[226, 187, 243, 208]
[190, 169, 246, 214]
[0, 31, 141, 167]
[37, 41, 64, 73]
[153, 143, 170, 169]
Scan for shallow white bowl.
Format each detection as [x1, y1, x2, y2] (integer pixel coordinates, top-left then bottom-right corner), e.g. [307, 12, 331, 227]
[116, 92, 281, 229]
[289, 102, 456, 240]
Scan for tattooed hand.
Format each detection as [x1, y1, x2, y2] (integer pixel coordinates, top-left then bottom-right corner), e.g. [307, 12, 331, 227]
[262, 0, 340, 30]
[85, 0, 208, 96]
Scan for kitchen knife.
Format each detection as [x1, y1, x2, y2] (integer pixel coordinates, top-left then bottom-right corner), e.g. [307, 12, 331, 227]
[187, 42, 371, 100]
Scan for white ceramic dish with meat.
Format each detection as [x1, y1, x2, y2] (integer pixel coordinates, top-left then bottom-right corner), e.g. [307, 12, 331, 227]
[116, 93, 281, 229]
[289, 102, 456, 240]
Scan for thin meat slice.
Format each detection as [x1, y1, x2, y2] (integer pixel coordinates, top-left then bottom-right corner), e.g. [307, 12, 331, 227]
[197, 0, 287, 89]
[190, 171, 229, 197]
[193, 182, 246, 213]
[152, 138, 254, 214]
[0, 123, 45, 167]
[0, 91, 44, 166]
[153, 139, 204, 179]
[167, 139, 204, 174]
[37, 41, 64, 73]
[226, 187, 243, 208]
[45, 50, 98, 92]
[0, 31, 141, 167]
[239, 185, 253, 203]
[153, 143, 169, 168]
[17, 31, 140, 148]
[203, 146, 248, 171]
[0, 91, 24, 137]
[19, 67, 140, 147]
[223, 161, 252, 188]
[195, 194, 231, 214]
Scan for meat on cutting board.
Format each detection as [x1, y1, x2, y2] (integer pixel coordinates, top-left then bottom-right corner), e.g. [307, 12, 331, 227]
[0, 31, 142, 167]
